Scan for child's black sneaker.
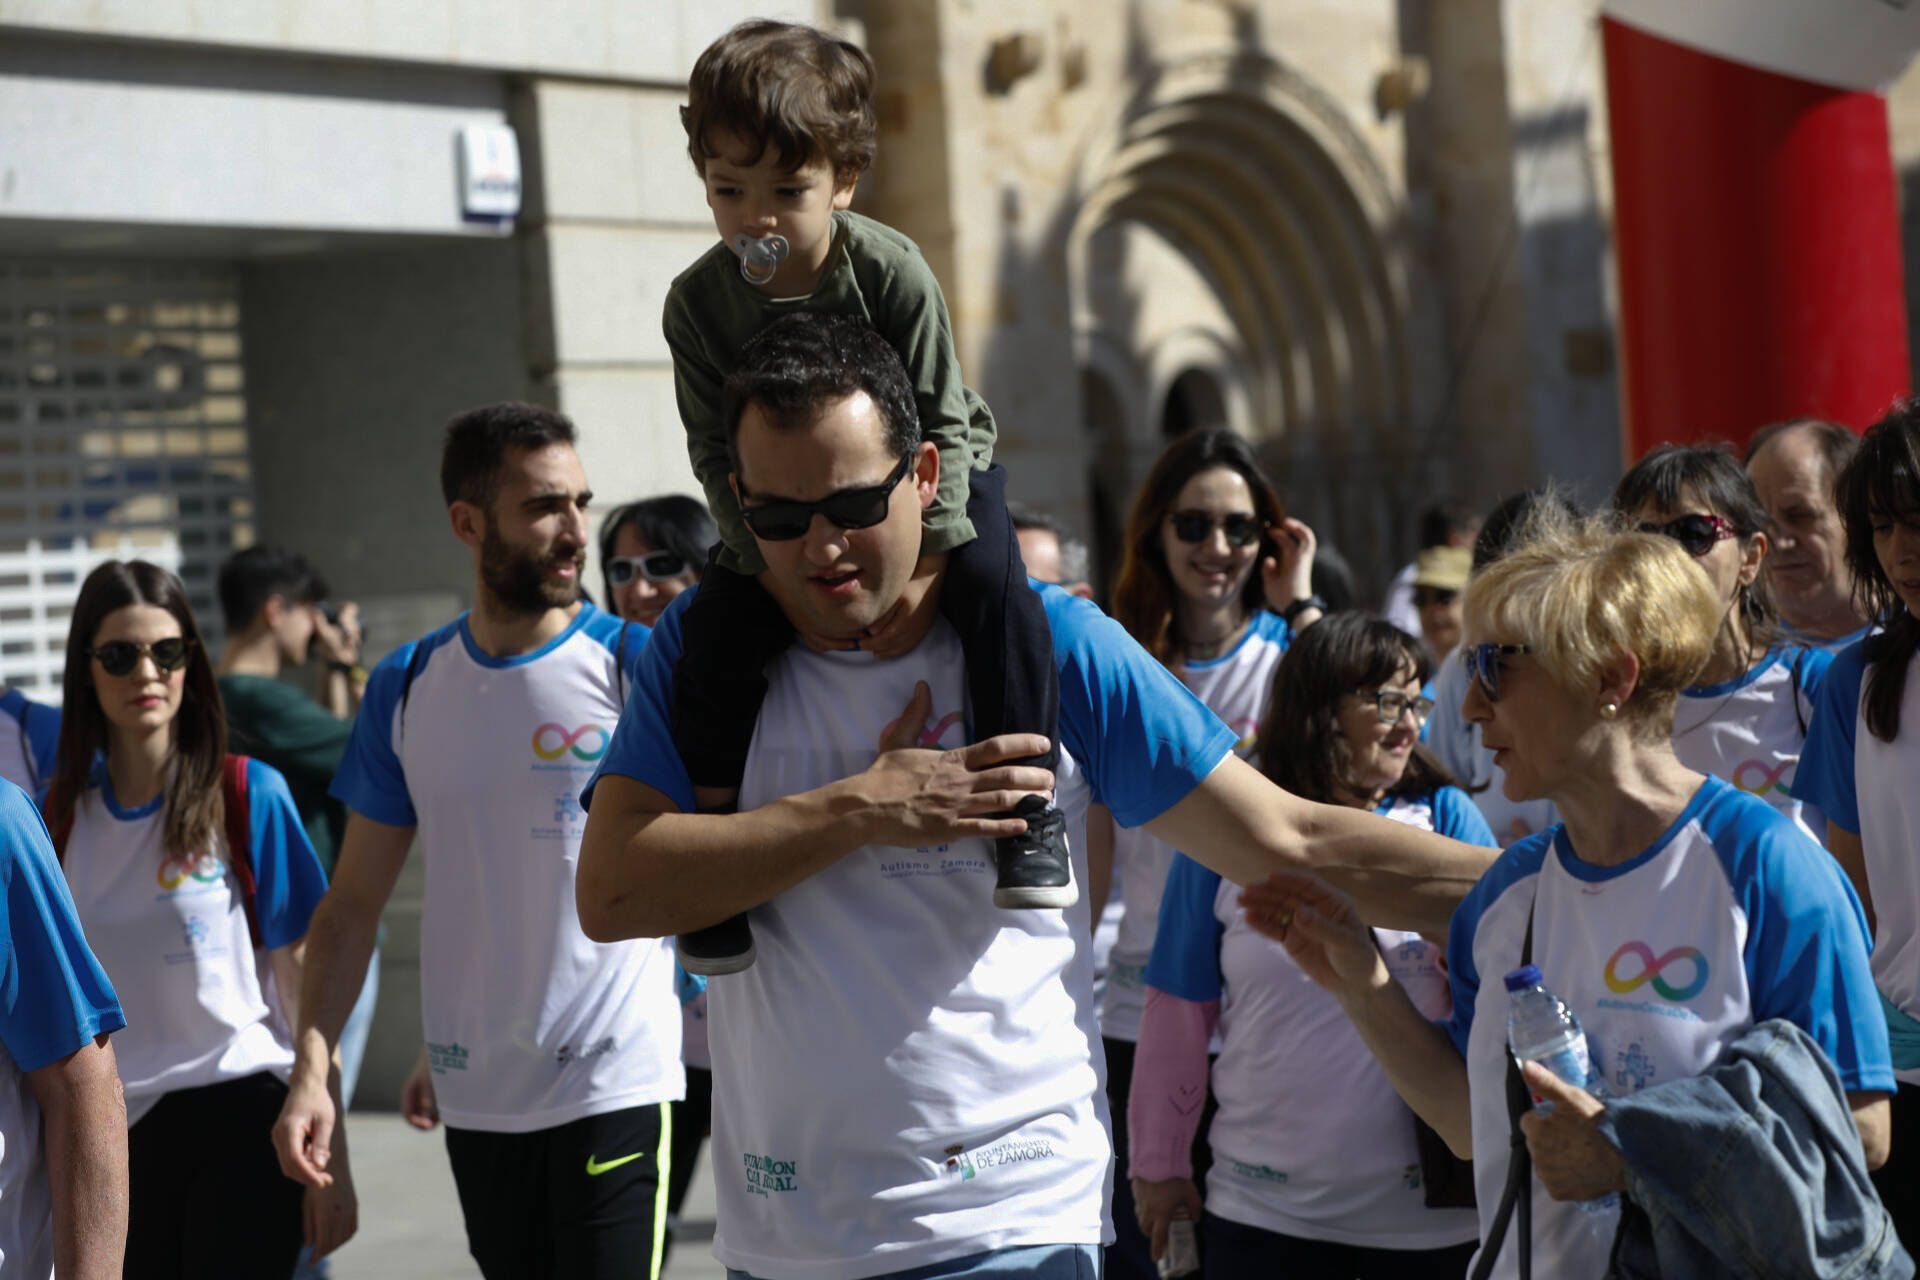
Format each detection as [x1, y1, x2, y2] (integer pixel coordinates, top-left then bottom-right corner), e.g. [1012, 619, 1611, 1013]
[992, 797, 1075, 909]
[679, 913, 756, 976]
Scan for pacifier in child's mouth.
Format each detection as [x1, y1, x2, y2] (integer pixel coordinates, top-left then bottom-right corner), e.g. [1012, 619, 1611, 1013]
[733, 233, 790, 285]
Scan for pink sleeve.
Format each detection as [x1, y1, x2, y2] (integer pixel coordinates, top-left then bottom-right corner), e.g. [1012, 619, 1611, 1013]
[1127, 986, 1221, 1181]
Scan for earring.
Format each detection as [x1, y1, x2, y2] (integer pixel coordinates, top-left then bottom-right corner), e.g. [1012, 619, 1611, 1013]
[1600, 701, 1620, 720]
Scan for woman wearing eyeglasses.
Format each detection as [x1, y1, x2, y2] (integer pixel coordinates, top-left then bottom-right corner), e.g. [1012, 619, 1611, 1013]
[598, 495, 716, 629]
[1096, 428, 1318, 1278]
[1613, 444, 1834, 842]
[1131, 613, 1490, 1277]
[44, 560, 348, 1277]
[1240, 512, 1892, 1280]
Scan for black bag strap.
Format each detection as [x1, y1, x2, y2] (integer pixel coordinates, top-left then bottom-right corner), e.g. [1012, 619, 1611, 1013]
[1471, 899, 1536, 1280]
[1789, 646, 1810, 739]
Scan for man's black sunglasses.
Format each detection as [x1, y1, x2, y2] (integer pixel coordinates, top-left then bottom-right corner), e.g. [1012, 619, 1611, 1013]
[89, 637, 194, 678]
[738, 453, 914, 542]
[1635, 512, 1736, 558]
[1169, 511, 1263, 547]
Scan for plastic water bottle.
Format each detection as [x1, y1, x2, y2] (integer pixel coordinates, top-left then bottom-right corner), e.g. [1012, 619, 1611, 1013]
[1157, 1210, 1200, 1278]
[1504, 964, 1618, 1213]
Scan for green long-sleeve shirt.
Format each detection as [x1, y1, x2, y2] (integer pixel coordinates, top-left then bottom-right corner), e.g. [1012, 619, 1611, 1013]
[219, 674, 351, 876]
[663, 210, 994, 574]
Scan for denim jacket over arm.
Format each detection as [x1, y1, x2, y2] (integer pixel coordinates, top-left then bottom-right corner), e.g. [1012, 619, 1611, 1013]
[1596, 1018, 1910, 1280]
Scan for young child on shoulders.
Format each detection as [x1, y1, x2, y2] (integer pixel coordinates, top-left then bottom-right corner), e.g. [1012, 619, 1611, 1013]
[663, 19, 1069, 974]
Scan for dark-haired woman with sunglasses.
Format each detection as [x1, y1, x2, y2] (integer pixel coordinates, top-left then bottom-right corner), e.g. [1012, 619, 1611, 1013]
[1097, 428, 1318, 1278]
[1614, 444, 1835, 843]
[1794, 404, 1920, 1245]
[45, 560, 348, 1277]
[1131, 614, 1490, 1277]
[598, 495, 716, 629]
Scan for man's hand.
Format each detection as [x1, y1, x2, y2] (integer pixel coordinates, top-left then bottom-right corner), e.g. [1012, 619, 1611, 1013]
[854, 681, 1052, 847]
[303, 1164, 358, 1260]
[310, 602, 362, 667]
[1260, 516, 1317, 613]
[401, 1046, 440, 1132]
[272, 1071, 338, 1189]
[1517, 1062, 1625, 1202]
[1131, 1176, 1202, 1262]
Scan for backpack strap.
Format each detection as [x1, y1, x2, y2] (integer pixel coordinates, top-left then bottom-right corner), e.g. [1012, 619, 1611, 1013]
[396, 639, 433, 753]
[1789, 647, 1810, 740]
[1471, 897, 1537, 1280]
[615, 620, 632, 708]
[222, 755, 263, 950]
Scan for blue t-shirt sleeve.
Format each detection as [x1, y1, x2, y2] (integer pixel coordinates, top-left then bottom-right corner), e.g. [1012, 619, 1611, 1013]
[1790, 640, 1865, 834]
[0, 782, 125, 1072]
[1144, 853, 1226, 1002]
[1045, 588, 1237, 828]
[245, 760, 330, 951]
[584, 590, 693, 813]
[1434, 785, 1500, 849]
[329, 641, 421, 827]
[1728, 803, 1895, 1094]
[21, 699, 59, 785]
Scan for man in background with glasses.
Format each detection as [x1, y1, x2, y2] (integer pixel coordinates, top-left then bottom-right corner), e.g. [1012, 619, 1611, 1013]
[271, 404, 685, 1280]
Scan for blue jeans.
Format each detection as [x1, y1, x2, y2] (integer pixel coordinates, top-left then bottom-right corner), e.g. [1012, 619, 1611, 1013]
[728, 1243, 1101, 1280]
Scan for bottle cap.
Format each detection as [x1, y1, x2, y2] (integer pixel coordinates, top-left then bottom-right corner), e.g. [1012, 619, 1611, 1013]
[1504, 964, 1543, 992]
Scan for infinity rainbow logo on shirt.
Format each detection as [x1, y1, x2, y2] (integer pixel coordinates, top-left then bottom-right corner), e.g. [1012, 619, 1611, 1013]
[1731, 758, 1793, 798]
[532, 723, 610, 763]
[1604, 941, 1710, 1002]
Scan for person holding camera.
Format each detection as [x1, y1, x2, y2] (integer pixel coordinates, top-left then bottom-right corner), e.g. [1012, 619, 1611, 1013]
[215, 546, 378, 1110]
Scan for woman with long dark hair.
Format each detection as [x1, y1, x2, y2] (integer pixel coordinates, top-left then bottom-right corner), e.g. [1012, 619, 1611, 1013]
[1613, 444, 1834, 841]
[46, 560, 347, 1277]
[1130, 614, 1490, 1277]
[1098, 427, 1319, 1278]
[1795, 403, 1920, 1244]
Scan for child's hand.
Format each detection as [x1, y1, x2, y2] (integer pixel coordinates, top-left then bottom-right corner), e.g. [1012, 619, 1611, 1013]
[862, 552, 947, 658]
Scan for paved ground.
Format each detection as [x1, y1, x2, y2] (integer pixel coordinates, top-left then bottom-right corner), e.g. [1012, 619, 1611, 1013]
[326, 1112, 726, 1278]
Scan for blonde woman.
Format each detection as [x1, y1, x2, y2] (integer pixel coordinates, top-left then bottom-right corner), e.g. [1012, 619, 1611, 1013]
[1241, 513, 1892, 1280]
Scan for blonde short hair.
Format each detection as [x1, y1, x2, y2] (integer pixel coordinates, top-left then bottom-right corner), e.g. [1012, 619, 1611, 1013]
[1464, 508, 1719, 732]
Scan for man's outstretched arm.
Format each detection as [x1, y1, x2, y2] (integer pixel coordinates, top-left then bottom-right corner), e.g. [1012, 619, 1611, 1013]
[28, 1034, 127, 1280]
[1145, 754, 1498, 937]
[578, 683, 1052, 942]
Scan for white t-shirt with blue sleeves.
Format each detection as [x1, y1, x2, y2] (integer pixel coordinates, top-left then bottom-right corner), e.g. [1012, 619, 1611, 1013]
[0, 690, 58, 798]
[332, 603, 680, 1134]
[60, 757, 324, 1124]
[0, 780, 123, 1280]
[1145, 789, 1488, 1249]
[1103, 609, 1289, 1042]
[1794, 635, 1920, 1076]
[584, 583, 1236, 1280]
[1445, 776, 1892, 1280]
[1671, 645, 1831, 841]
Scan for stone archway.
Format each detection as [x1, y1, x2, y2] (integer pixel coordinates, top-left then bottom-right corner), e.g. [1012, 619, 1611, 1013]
[1069, 49, 1422, 586]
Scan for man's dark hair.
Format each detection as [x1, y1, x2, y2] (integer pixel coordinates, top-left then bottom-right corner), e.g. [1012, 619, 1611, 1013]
[1473, 488, 1578, 572]
[1744, 417, 1860, 484]
[721, 313, 921, 476]
[217, 545, 328, 633]
[439, 402, 577, 511]
[1418, 500, 1478, 551]
[682, 20, 878, 182]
